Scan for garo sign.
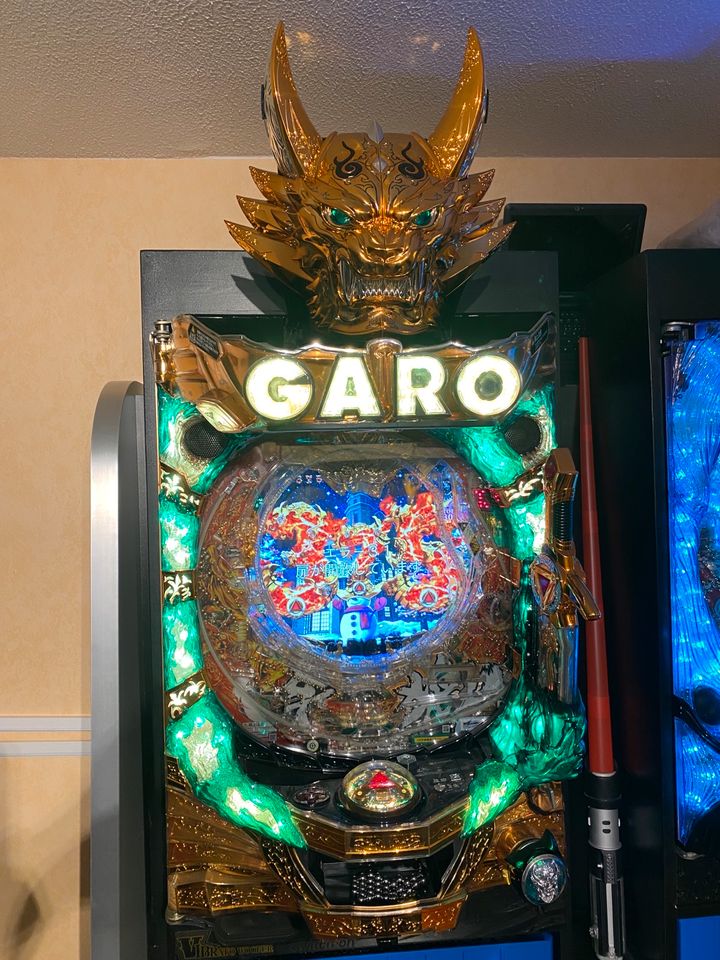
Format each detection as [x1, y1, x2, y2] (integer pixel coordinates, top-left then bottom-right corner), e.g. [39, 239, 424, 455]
[154, 315, 546, 433]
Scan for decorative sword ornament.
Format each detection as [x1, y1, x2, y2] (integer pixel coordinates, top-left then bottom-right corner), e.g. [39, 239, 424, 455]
[579, 336, 627, 960]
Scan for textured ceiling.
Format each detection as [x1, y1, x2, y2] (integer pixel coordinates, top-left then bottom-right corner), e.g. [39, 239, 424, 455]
[2, 0, 720, 158]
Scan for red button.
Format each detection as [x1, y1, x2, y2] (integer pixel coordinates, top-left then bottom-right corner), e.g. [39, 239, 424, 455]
[367, 771, 398, 790]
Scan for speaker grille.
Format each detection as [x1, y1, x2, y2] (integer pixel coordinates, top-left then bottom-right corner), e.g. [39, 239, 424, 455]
[503, 415, 542, 455]
[351, 862, 431, 906]
[183, 419, 231, 460]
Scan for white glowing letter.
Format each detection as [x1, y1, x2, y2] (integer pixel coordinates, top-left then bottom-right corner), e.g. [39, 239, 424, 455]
[245, 356, 313, 421]
[455, 354, 521, 417]
[320, 356, 382, 419]
[396, 355, 448, 417]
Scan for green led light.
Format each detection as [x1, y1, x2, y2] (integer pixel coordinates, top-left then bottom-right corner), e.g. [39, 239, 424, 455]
[462, 554, 585, 834]
[434, 383, 555, 489]
[167, 694, 305, 847]
[464, 761, 523, 834]
[156, 377, 581, 844]
[159, 495, 200, 571]
[163, 599, 203, 688]
[157, 387, 252, 494]
[158, 392, 305, 846]
[436, 387, 551, 566]
[435, 422, 522, 488]
[506, 494, 545, 561]
[486, 681, 585, 783]
[158, 387, 197, 466]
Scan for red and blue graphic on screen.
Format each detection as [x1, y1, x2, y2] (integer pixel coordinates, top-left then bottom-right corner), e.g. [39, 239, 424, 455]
[259, 465, 471, 658]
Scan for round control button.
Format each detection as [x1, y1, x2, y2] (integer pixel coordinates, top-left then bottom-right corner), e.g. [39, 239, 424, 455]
[339, 760, 420, 820]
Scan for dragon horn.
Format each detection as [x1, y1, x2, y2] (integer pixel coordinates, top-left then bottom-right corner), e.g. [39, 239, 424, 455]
[263, 22, 323, 176]
[428, 27, 488, 178]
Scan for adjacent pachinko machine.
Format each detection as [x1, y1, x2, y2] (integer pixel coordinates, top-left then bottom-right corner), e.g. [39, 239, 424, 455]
[91, 24, 606, 960]
[587, 251, 720, 960]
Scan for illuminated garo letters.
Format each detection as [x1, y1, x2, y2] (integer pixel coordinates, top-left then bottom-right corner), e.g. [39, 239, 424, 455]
[244, 352, 522, 423]
[173, 320, 530, 429]
[319, 356, 382, 419]
[396, 356, 448, 417]
[455, 355, 521, 417]
[245, 357, 313, 421]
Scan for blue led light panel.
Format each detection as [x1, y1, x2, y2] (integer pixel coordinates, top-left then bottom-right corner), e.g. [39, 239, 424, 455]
[666, 324, 720, 845]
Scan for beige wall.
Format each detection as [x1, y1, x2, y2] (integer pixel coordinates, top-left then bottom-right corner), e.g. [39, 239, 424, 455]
[1, 155, 719, 960]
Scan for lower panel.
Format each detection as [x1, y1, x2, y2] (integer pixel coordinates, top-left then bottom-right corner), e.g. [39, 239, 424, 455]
[169, 932, 554, 960]
[677, 916, 720, 959]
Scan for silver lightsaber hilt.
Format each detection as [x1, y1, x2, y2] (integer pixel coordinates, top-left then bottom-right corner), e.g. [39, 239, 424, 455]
[587, 773, 627, 960]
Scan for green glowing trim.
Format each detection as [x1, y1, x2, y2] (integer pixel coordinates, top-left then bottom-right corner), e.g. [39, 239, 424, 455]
[461, 558, 585, 834]
[463, 761, 523, 834]
[436, 385, 553, 564]
[463, 690, 585, 832]
[159, 495, 200, 571]
[167, 694, 305, 847]
[163, 599, 203, 688]
[155, 377, 582, 843]
[505, 493, 545, 561]
[157, 387, 301, 844]
[436, 423, 523, 488]
[158, 387, 197, 465]
[434, 383, 555, 489]
[450, 387, 582, 836]
[157, 387, 250, 494]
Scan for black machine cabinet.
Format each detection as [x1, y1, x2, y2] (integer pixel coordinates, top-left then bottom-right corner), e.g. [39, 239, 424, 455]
[587, 250, 720, 960]
[132, 250, 598, 960]
[92, 244, 720, 960]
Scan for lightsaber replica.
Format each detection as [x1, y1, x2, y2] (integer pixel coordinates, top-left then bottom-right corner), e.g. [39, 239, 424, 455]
[578, 336, 627, 960]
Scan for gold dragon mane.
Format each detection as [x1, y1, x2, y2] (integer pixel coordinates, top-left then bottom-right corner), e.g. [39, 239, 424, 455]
[226, 23, 512, 336]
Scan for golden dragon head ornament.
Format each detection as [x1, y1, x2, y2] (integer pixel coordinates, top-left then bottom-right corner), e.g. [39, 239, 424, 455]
[227, 23, 513, 336]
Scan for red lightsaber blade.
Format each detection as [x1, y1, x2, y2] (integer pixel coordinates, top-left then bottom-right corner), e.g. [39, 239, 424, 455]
[578, 336, 627, 960]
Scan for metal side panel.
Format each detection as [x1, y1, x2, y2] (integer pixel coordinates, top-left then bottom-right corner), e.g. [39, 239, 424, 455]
[91, 380, 148, 960]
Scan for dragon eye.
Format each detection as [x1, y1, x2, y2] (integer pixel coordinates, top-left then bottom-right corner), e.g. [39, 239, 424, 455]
[326, 207, 354, 227]
[412, 208, 438, 227]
